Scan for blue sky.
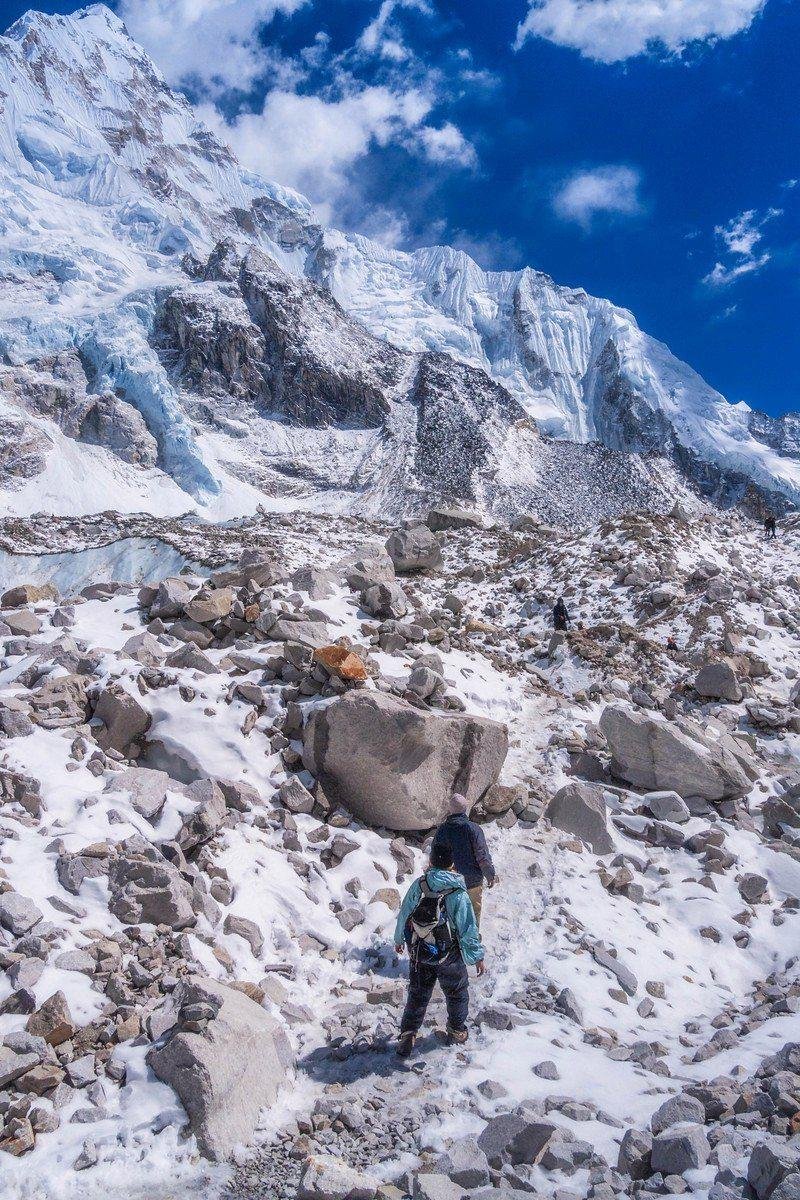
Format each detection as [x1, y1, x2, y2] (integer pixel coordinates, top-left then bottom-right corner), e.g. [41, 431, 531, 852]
[3, 0, 798, 417]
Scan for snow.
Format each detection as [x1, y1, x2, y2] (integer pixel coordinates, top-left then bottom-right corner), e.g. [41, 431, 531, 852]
[0, 5, 797, 521]
[0, 507, 797, 1196]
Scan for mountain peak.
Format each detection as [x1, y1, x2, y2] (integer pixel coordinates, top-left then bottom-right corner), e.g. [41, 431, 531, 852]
[0, 4, 797, 519]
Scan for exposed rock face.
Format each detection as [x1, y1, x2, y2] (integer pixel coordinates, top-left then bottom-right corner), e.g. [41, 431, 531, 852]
[146, 975, 292, 1161]
[599, 706, 752, 801]
[545, 782, 614, 854]
[302, 690, 508, 831]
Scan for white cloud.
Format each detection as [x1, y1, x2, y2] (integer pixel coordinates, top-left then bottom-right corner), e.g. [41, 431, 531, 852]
[515, 0, 768, 64]
[553, 165, 643, 229]
[198, 83, 474, 223]
[118, 0, 306, 92]
[357, 0, 433, 61]
[417, 122, 477, 166]
[123, 0, 478, 243]
[703, 207, 780, 286]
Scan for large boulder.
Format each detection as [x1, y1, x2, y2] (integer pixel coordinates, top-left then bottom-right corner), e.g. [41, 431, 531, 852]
[148, 576, 199, 618]
[599, 706, 751, 801]
[694, 659, 742, 703]
[385, 526, 443, 573]
[544, 781, 613, 854]
[146, 975, 292, 1161]
[303, 690, 507, 831]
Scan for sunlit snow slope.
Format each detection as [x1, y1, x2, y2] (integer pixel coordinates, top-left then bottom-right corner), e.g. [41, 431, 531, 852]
[0, 4, 798, 519]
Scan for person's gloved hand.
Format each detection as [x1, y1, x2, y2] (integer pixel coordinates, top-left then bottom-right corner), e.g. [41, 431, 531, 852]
[476, 960, 486, 977]
[395, 944, 405, 955]
[488, 876, 499, 888]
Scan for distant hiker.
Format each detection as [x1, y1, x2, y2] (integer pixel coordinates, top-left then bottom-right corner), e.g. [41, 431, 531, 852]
[394, 841, 485, 1059]
[431, 793, 497, 926]
[765, 515, 777, 540]
[552, 596, 570, 631]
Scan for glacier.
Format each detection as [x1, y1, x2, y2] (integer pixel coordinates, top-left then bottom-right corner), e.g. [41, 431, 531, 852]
[0, 3, 797, 521]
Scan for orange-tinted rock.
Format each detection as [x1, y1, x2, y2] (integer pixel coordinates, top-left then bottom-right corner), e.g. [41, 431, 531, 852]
[314, 646, 367, 683]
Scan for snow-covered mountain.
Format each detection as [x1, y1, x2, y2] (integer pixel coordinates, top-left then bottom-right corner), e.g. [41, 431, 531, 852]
[0, 4, 798, 521]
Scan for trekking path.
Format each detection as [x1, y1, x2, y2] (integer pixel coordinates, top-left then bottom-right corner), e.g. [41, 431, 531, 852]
[0, 507, 798, 1200]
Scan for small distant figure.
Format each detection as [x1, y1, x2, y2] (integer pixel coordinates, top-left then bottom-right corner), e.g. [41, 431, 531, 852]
[765, 515, 777, 540]
[552, 596, 571, 631]
[394, 841, 485, 1059]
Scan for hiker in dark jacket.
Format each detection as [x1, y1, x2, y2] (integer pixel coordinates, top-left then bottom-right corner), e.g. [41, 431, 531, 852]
[394, 840, 484, 1059]
[765, 515, 777, 540]
[431, 793, 497, 927]
[552, 596, 570, 631]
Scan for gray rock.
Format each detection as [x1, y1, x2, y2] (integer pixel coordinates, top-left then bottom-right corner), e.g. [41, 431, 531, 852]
[54, 950, 95, 974]
[361, 581, 409, 620]
[298, 1154, 378, 1199]
[738, 873, 769, 904]
[748, 1140, 800, 1200]
[165, 643, 220, 673]
[268, 618, 331, 648]
[108, 855, 196, 930]
[184, 587, 233, 625]
[644, 791, 691, 824]
[771, 1176, 800, 1200]
[545, 781, 614, 854]
[66, 1053, 96, 1088]
[104, 767, 186, 822]
[650, 1095, 706, 1134]
[477, 1113, 556, 1166]
[386, 526, 443, 573]
[427, 506, 485, 531]
[0, 1047, 40, 1087]
[434, 1138, 490, 1188]
[556, 987, 584, 1025]
[651, 1125, 711, 1175]
[149, 576, 199, 618]
[694, 660, 743, 703]
[407, 664, 444, 700]
[599, 707, 751, 801]
[147, 975, 292, 1161]
[93, 684, 152, 754]
[177, 779, 227, 851]
[413, 1177, 463, 1200]
[74, 1138, 98, 1171]
[223, 913, 264, 955]
[303, 689, 507, 831]
[591, 944, 638, 995]
[0, 892, 43, 936]
[618, 1128, 653, 1179]
[278, 777, 315, 814]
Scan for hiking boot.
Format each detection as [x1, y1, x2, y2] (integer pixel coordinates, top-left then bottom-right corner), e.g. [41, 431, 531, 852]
[446, 1026, 468, 1045]
[396, 1032, 416, 1059]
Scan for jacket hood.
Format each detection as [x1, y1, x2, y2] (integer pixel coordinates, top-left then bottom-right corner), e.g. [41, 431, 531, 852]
[422, 868, 467, 892]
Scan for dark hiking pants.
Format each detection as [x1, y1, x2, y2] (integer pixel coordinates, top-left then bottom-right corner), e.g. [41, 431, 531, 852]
[400, 955, 469, 1034]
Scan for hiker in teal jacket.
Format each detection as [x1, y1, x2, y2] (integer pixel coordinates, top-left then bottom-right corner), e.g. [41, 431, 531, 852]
[393, 841, 485, 1058]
